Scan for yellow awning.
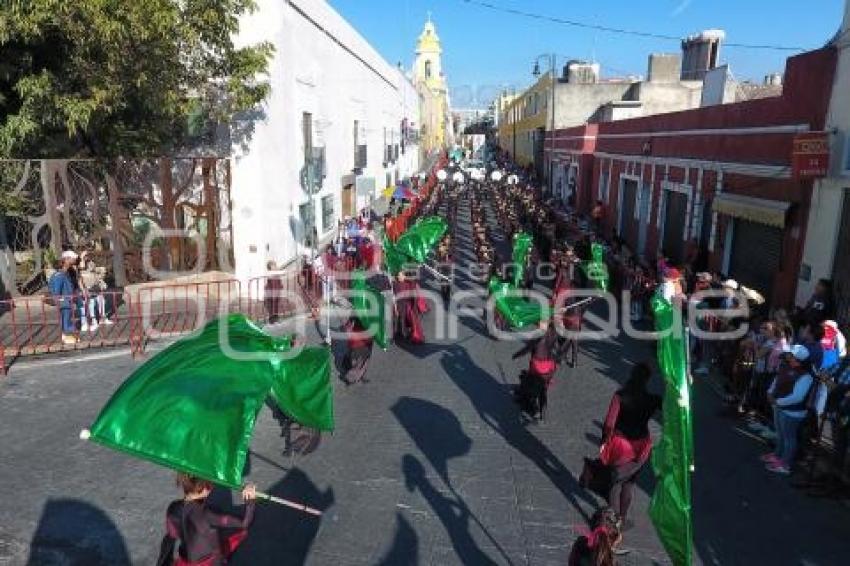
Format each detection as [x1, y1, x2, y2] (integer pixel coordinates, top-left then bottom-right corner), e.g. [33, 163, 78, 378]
[712, 193, 790, 228]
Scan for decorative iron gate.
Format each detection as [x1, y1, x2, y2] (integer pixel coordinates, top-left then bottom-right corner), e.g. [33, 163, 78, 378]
[0, 158, 233, 297]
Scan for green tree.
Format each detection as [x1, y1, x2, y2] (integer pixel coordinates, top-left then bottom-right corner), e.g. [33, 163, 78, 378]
[0, 0, 273, 158]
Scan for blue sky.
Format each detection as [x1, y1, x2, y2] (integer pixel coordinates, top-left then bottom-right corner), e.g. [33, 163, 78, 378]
[328, 0, 845, 108]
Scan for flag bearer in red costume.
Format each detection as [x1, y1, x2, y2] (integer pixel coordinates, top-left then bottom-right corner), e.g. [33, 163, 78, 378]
[156, 474, 256, 566]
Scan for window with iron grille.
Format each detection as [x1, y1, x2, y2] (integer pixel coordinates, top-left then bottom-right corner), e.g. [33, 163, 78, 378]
[353, 120, 359, 166]
[355, 145, 367, 168]
[303, 112, 313, 160]
[321, 195, 335, 233]
[312, 147, 326, 179]
[401, 120, 407, 155]
[383, 127, 388, 164]
[299, 202, 315, 245]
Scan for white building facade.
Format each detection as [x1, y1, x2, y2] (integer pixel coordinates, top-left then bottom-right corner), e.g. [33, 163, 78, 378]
[231, 0, 421, 283]
[797, 0, 850, 315]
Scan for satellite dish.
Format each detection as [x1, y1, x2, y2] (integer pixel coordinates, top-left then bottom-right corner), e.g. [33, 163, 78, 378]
[436, 169, 448, 181]
[490, 171, 503, 182]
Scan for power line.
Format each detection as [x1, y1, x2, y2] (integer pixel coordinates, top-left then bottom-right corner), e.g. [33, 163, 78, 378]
[460, 0, 810, 52]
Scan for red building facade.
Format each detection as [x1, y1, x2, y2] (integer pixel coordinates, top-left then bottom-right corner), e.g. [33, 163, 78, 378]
[545, 48, 838, 308]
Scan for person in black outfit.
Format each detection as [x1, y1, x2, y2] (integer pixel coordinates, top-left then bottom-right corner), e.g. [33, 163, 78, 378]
[157, 474, 256, 566]
[512, 321, 560, 420]
[798, 279, 835, 330]
[600, 363, 662, 524]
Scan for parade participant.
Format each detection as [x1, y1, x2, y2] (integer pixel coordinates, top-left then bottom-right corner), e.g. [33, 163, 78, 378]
[341, 316, 373, 384]
[156, 474, 256, 566]
[659, 268, 684, 305]
[553, 246, 577, 292]
[437, 238, 453, 305]
[600, 363, 662, 525]
[552, 275, 582, 368]
[591, 200, 605, 233]
[512, 320, 560, 420]
[568, 507, 623, 566]
[393, 271, 424, 343]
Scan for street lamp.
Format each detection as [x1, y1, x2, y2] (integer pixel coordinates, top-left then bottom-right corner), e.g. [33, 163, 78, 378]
[532, 54, 557, 196]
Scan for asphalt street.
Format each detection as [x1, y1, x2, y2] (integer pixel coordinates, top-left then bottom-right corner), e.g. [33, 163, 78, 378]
[1, 195, 848, 565]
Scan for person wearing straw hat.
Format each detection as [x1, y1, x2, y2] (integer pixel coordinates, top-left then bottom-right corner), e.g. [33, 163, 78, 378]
[156, 474, 256, 566]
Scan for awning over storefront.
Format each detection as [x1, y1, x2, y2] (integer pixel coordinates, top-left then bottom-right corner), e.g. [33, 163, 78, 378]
[712, 193, 791, 228]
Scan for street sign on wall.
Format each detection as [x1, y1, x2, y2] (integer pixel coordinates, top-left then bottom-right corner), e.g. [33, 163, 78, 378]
[792, 132, 830, 180]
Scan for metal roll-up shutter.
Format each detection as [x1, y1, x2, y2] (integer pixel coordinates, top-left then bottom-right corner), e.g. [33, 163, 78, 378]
[621, 180, 637, 247]
[663, 191, 688, 263]
[729, 219, 783, 301]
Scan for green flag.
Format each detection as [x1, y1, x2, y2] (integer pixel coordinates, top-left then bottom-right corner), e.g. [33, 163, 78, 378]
[496, 295, 551, 329]
[649, 295, 694, 566]
[395, 216, 448, 263]
[382, 233, 407, 276]
[410, 216, 449, 249]
[511, 232, 533, 287]
[86, 314, 334, 489]
[395, 231, 429, 263]
[580, 242, 610, 291]
[350, 270, 390, 349]
[488, 275, 550, 330]
[488, 275, 512, 298]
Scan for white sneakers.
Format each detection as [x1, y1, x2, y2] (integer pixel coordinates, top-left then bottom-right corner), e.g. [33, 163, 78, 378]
[80, 319, 109, 332]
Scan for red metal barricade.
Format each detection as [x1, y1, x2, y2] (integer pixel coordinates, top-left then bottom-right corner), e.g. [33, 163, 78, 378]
[247, 272, 309, 324]
[0, 290, 135, 374]
[132, 279, 242, 354]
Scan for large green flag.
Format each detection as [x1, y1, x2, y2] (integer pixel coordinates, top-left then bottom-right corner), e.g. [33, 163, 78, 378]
[580, 242, 610, 291]
[488, 275, 550, 330]
[511, 232, 533, 287]
[395, 216, 448, 263]
[86, 314, 334, 489]
[350, 269, 390, 349]
[649, 295, 694, 566]
[496, 295, 551, 329]
[382, 217, 448, 275]
[410, 216, 449, 249]
[382, 233, 408, 276]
